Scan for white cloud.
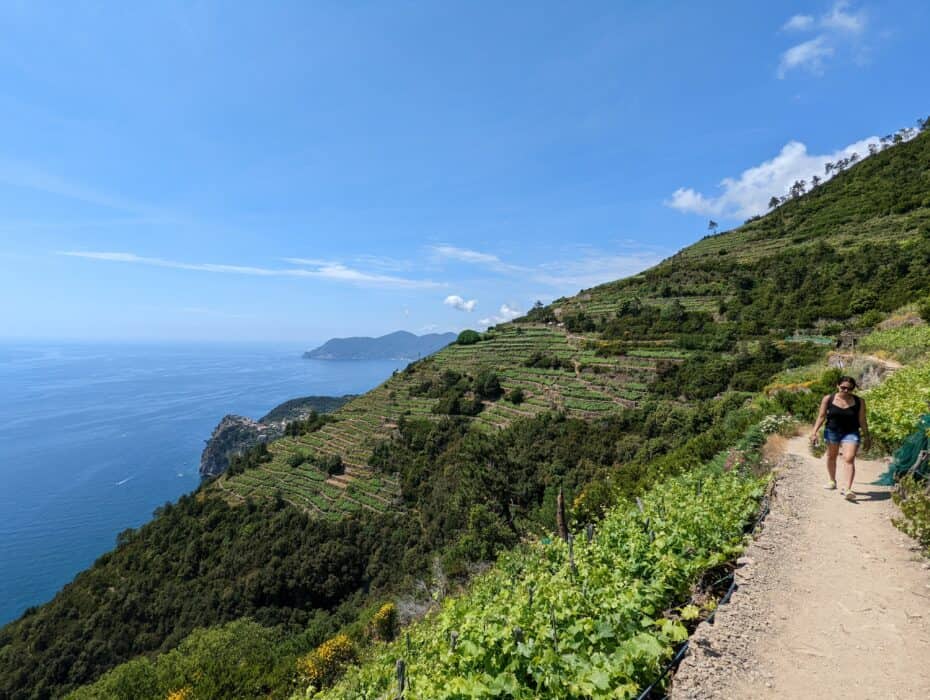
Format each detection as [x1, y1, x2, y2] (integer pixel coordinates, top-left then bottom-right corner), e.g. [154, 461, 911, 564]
[777, 36, 834, 78]
[60, 251, 443, 289]
[776, 3, 868, 79]
[479, 303, 522, 327]
[822, 1, 866, 34]
[430, 244, 527, 274]
[432, 242, 663, 292]
[783, 14, 814, 31]
[444, 294, 477, 312]
[433, 245, 500, 265]
[665, 134, 885, 220]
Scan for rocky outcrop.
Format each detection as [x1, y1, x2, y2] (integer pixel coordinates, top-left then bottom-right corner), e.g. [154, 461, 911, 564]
[199, 415, 283, 479]
[199, 395, 352, 478]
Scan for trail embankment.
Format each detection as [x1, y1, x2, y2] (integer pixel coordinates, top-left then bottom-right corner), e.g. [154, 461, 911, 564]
[672, 435, 930, 699]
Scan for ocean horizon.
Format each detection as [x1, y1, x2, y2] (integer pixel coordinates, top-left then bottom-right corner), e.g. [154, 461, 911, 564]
[0, 340, 406, 626]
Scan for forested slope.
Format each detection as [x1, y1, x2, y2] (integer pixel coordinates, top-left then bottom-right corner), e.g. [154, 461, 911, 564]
[2, 127, 929, 699]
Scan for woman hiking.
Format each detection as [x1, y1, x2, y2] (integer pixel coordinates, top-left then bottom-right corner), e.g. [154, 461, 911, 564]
[810, 376, 870, 501]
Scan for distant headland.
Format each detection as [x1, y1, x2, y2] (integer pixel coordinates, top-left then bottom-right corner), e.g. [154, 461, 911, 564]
[303, 330, 456, 361]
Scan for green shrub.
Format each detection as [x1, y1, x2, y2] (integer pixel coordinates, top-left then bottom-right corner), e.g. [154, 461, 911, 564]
[456, 330, 481, 345]
[893, 476, 930, 555]
[288, 451, 309, 468]
[507, 388, 525, 405]
[918, 297, 930, 324]
[865, 361, 930, 445]
[859, 325, 930, 363]
[474, 370, 502, 400]
[322, 454, 344, 476]
[371, 603, 398, 642]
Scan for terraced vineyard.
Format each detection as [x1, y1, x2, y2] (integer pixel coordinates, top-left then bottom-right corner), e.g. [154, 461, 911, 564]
[215, 130, 930, 519]
[214, 324, 688, 513]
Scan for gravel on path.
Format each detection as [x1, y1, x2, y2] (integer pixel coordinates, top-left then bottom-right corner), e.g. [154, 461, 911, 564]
[671, 435, 930, 700]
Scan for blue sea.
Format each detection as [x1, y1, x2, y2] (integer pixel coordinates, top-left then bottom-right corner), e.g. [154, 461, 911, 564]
[0, 342, 405, 626]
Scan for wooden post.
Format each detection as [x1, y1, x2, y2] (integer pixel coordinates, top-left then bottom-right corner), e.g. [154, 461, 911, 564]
[395, 659, 406, 699]
[513, 626, 523, 644]
[556, 487, 568, 542]
[449, 630, 458, 652]
[568, 532, 576, 575]
[585, 523, 594, 543]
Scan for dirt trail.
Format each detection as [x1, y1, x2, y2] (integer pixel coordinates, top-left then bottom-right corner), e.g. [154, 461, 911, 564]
[672, 436, 930, 699]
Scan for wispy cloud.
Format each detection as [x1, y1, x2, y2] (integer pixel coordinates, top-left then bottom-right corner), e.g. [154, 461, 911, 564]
[776, 2, 868, 79]
[0, 159, 165, 216]
[783, 14, 815, 32]
[535, 252, 665, 289]
[821, 1, 866, 34]
[430, 244, 528, 274]
[665, 133, 888, 219]
[432, 243, 664, 292]
[61, 251, 443, 289]
[444, 294, 477, 312]
[777, 36, 834, 78]
[284, 257, 442, 288]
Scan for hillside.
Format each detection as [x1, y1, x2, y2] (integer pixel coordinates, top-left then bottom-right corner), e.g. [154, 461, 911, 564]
[2, 126, 929, 699]
[303, 331, 457, 360]
[200, 395, 353, 478]
[214, 128, 930, 519]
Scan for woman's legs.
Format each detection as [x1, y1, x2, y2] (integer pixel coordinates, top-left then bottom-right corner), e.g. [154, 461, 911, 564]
[826, 443, 840, 483]
[840, 441, 859, 491]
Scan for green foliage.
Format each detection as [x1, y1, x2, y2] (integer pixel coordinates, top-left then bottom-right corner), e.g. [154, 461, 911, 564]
[919, 297, 930, 324]
[226, 441, 272, 476]
[518, 300, 557, 324]
[859, 324, 930, 364]
[456, 330, 482, 346]
[12, 126, 930, 700]
[474, 370, 503, 400]
[0, 496, 420, 698]
[523, 352, 573, 370]
[289, 450, 310, 468]
[371, 604, 398, 643]
[652, 340, 824, 400]
[601, 303, 714, 340]
[768, 367, 843, 422]
[892, 476, 930, 555]
[507, 388, 526, 405]
[67, 619, 298, 700]
[865, 362, 930, 446]
[297, 633, 357, 691]
[317, 457, 765, 699]
[321, 454, 344, 476]
[285, 411, 336, 437]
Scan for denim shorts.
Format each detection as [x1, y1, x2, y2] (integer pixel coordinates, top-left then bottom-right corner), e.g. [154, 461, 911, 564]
[824, 428, 860, 445]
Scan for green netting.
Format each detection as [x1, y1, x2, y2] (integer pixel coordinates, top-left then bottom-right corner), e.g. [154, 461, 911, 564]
[873, 414, 930, 485]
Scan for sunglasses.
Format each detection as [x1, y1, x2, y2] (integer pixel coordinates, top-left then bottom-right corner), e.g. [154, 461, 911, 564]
[838, 385, 854, 390]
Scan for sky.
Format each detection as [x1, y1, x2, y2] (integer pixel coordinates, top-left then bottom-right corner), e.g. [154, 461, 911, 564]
[0, 1, 927, 342]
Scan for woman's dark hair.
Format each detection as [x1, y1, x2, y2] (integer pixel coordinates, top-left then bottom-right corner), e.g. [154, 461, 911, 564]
[837, 375, 857, 389]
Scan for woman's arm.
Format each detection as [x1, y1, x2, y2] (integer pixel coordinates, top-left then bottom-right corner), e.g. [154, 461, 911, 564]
[859, 397, 871, 449]
[810, 395, 830, 442]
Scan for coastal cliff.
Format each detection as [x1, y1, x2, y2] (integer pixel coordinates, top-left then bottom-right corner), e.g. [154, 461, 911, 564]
[199, 395, 351, 478]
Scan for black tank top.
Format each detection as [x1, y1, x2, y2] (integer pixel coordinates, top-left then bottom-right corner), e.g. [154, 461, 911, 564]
[826, 394, 860, 433]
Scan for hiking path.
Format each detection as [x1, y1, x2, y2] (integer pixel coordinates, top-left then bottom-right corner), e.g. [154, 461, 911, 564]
[672, 435, 930, 699]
